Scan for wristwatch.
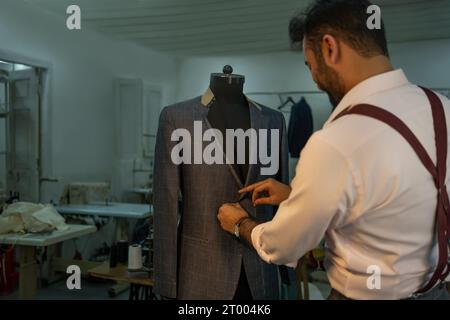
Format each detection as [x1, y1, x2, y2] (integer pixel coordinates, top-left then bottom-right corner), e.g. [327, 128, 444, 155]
[234, 217, 249, 239]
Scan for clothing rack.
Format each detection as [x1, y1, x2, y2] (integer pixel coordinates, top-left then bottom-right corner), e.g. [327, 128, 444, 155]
[246, 91, 325, 96]
[247, 88, 450, 98]
[277, 97, 296, 110]
[245, 91, 325, 114]
[246, 88, 450, 113]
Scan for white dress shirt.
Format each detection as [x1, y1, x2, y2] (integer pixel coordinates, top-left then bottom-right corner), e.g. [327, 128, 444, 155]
[251, 69, 450, 299]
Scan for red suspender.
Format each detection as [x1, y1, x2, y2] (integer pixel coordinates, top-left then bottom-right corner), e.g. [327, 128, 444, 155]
[333, 87, 449, 295]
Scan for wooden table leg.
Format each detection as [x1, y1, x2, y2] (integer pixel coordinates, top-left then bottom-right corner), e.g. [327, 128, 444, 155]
[46, 243, 64, 284]
[18, 246, 38, 300]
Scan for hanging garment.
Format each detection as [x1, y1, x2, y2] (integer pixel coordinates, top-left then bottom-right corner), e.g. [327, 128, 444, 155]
[288, 98, 314, 158]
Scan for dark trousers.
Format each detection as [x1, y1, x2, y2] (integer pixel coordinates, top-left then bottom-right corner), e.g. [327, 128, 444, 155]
[328, 282, 450, 300]
[233, 263, 253, 300]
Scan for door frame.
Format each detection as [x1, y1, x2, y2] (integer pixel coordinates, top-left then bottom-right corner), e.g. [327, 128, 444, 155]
[0, 49, 52, 202]
[142, 83, 163, 159]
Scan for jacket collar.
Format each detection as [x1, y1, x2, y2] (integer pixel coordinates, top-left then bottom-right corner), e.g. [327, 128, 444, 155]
[201, 87, 262, 111]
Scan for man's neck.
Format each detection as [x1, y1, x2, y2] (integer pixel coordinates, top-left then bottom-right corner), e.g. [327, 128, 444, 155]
[345, 55, 394, 94]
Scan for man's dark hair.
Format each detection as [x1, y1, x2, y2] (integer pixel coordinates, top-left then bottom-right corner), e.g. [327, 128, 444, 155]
[289, 0, 389, 58]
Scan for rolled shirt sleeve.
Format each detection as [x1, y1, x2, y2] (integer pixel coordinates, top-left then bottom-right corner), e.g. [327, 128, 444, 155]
[251, 132, 357, 266]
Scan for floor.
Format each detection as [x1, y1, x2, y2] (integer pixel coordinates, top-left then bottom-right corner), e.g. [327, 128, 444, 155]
[0, 278, 129, 300]
[0, 273, 331, 300]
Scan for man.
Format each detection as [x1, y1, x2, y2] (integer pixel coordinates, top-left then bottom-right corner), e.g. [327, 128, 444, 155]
[217, 0, 450, 300]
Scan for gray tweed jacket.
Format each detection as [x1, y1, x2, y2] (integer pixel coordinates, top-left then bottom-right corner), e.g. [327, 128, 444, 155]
[153, 92, 290, 300]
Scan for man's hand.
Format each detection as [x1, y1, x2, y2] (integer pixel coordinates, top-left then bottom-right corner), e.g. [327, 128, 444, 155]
[239, 178, 291, 206]
[217, 203, 248, 234]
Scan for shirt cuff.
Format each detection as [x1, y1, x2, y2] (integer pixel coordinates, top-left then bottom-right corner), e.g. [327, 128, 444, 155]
[251, 222, 298, 268]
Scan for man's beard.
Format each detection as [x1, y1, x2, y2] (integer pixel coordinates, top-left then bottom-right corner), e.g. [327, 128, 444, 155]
[316, 56, 346, 109]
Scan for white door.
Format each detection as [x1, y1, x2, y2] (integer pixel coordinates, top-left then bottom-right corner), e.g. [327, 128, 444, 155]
[115, 78, 143, 160]
[7, 69, 41, 202]
[113, 78, 143, 196]
[142, 86, 161, 187]
[113, 79, 162, 196]
[142, 86, 162, 159]
[0, 76, 8, 199]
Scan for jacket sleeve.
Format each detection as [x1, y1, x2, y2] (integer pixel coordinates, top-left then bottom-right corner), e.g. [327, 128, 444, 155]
[153, 107, 181, 298]
[251, 133, 356, 266]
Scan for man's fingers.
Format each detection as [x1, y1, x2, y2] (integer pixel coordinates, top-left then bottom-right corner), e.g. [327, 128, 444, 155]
[239, 180, 267, 194]
[252, 184, 270, 204]
[253, 196, 275, 206]
[239, 185, 255, 194]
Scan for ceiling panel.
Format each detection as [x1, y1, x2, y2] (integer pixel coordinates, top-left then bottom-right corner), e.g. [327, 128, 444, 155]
[23, 0, 450, 56]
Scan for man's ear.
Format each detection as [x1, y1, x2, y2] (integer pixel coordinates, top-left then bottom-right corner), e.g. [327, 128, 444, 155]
[321, 34, 340, 66]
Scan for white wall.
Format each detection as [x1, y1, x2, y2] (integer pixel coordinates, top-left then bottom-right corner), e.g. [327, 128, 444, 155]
[0, 0, 179, 203]
[177, 52, 314, 99]
[177, 38, 450, 131]
[389, 39, 450, 88]
[176, 51, 332, 132]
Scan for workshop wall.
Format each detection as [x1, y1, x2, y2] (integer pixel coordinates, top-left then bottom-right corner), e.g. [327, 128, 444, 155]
[389, 38, 450, 88]
[176, 51, 332, 132]
[176, 38, 450, 134]
[0, 0, 179, 204]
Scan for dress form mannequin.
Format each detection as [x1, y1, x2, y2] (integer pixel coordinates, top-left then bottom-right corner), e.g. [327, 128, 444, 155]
[153, 65, 288, 300]
[206, 66, 253, 300]
[207, 65, 251, 182]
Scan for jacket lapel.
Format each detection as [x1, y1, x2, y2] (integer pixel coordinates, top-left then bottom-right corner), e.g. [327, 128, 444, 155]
[201, 110, 244, 189]
[199, 90, 263, 190]
[243, 100, 263, 188]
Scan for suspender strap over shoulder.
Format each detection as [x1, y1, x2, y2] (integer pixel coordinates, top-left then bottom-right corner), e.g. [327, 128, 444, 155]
[333, 87, 450, 295]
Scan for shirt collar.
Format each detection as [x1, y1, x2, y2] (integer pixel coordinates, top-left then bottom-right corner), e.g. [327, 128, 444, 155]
[324, 69, 410, 127]
[201, 87, 262, 111]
